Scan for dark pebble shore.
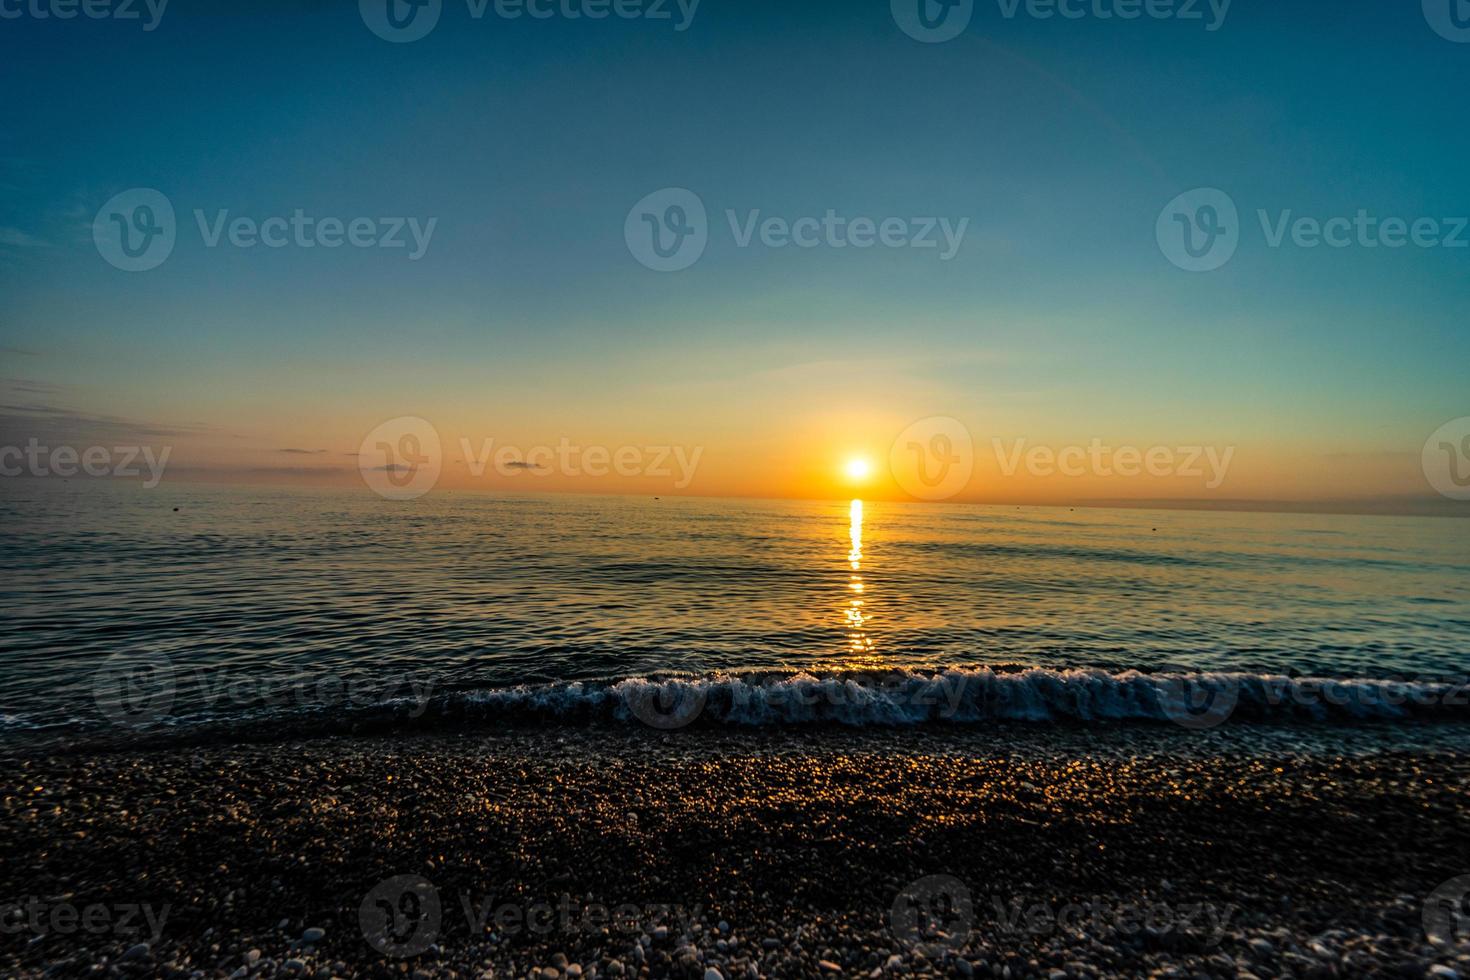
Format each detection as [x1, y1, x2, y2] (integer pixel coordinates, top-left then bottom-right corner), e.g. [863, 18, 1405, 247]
[3, 724, 1470, 979]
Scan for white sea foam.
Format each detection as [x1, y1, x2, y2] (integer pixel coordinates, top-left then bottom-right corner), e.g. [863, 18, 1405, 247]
[439, 667, 1468, 729]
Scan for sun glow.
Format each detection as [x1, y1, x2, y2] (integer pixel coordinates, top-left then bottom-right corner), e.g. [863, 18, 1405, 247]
[843, 457, 873, 482]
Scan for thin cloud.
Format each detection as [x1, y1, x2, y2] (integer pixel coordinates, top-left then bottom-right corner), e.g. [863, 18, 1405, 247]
[0, 378, 62, 396]
[0, 227, 47, 249]
[0, 402, 215, 445]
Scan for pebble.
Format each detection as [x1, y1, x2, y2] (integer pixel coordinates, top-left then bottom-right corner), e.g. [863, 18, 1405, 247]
[8, 725, 1465, 980]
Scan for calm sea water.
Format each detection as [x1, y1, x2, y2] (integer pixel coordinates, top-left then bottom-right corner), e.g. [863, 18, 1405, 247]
[2, 482, 1469, 736]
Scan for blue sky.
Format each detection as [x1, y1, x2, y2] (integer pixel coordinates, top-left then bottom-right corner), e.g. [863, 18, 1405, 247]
[1, 0, 1468, 509]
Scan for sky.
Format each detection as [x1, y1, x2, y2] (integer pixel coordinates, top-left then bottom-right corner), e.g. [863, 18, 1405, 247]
[1, 0, 1468, 513]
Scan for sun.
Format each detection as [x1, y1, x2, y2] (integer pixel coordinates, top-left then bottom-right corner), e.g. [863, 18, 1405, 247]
[843, 456, 873, 482]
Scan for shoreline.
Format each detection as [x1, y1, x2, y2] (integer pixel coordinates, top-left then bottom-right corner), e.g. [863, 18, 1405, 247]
[4, 725, 1469, 978]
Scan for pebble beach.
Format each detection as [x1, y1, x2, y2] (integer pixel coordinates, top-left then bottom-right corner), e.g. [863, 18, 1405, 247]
[4, 724, 1469, 979]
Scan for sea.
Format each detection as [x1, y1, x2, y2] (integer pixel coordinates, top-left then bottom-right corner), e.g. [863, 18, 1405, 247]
[3, 481, 1469, 744]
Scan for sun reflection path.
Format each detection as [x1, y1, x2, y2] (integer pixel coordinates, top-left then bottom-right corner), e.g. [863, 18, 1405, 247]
[845, 499, 874, 656]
